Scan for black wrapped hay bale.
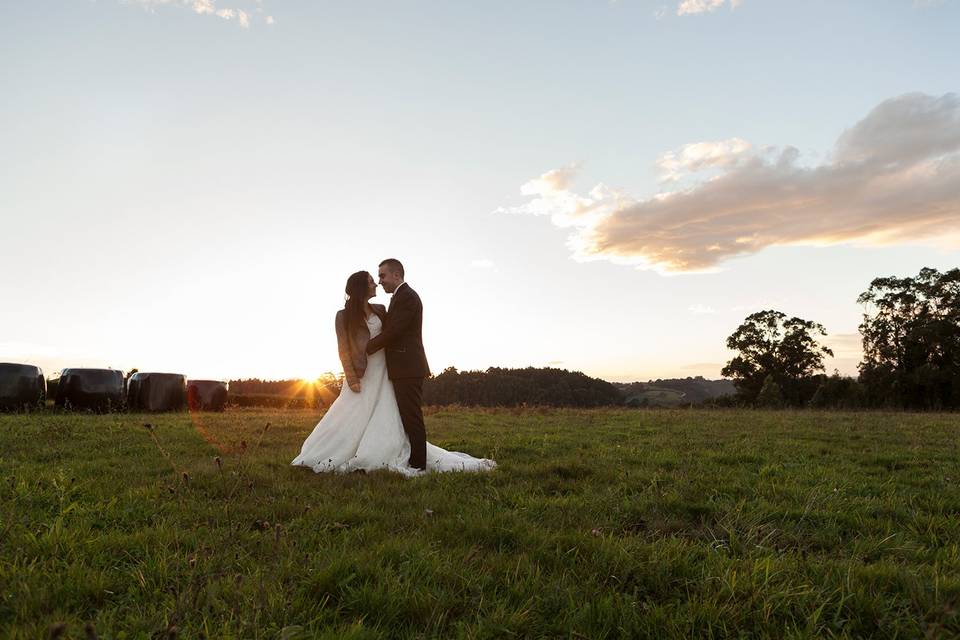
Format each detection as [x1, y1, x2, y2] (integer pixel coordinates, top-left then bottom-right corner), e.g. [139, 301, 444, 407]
[55, 368, 125, 411]
[0, 363, 46, 410]
[127, 372, 187, 412]
[187, 379, 229, 411]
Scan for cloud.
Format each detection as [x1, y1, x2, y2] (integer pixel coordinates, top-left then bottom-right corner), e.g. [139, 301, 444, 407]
[504, 164, 624, 232]
[122, 0, 265, 27]
[688, 304, 717, 315]
[499, 92, 960, 274]
[677, 0, 741, 16]
[471, 259, 495, 269]
[657, 138, 752, 182]
[521, 164, 579, 195]
[191, 0, 215, 14]
[675, 0, 938, 19]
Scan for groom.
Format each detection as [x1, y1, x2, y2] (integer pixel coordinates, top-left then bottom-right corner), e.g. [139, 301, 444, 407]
[366, 258, 431, 470]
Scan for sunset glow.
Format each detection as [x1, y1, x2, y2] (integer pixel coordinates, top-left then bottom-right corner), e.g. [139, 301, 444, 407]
[2, 1, 958, 384]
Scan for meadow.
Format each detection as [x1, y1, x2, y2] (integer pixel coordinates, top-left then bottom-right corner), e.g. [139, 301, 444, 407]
[2, 407, 960, 639]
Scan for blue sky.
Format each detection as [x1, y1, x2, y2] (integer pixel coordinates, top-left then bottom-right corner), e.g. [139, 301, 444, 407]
[1, 0, 958, 381]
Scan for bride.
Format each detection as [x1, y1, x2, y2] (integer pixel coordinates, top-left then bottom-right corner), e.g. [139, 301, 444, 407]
[291, 270, 496, 476]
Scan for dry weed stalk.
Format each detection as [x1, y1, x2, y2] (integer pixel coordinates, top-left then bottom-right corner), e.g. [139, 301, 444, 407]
[143, 423, 191, 489]
[225, 422, 271, 502]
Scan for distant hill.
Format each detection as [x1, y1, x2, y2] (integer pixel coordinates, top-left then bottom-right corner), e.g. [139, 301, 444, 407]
[613, 377, 737, 407]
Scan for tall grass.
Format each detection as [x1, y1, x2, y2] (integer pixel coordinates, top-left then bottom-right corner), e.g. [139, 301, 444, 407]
[2, 408, 959, 638]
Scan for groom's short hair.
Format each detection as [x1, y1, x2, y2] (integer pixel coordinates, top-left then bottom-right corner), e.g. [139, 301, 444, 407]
[379, 258, 404, 278]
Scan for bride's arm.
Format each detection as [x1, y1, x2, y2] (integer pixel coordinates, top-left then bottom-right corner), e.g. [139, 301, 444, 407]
[335, 312, 361, 391]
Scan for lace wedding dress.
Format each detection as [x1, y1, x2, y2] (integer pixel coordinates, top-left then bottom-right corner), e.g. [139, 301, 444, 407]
[291, 313, 496, 476]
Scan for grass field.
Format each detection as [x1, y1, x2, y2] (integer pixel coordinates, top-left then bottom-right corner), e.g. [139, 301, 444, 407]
[2, 407, 960, 638]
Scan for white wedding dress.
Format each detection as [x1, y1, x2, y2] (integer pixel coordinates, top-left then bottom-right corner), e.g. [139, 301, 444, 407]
[291, 313, 496, 476]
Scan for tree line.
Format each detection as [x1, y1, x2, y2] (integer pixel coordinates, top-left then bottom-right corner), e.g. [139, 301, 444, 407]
[229, 367, 625, 409]
[228, 370, 740, 409]
[227, 266, 958, 411]
[423, 366, 623, 407]
[721, 267, 960, 410]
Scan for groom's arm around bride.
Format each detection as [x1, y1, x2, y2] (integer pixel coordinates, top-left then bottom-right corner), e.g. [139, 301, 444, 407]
[365, 273, 429, 379]
[365, 286, 426, 371]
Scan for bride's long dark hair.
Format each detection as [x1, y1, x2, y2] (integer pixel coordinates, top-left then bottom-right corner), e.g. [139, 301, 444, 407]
[343, 271, 371, 338]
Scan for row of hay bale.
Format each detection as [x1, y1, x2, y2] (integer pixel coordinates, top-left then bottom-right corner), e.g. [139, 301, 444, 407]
[0, 363, 228, 412]
[0, 363, 46, 411]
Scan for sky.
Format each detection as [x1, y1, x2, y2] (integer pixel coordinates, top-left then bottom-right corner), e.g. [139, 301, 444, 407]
[1, 0, 958, 382]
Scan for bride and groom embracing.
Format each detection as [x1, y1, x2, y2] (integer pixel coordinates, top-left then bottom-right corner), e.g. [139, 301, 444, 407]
[292, 258, 496, 477]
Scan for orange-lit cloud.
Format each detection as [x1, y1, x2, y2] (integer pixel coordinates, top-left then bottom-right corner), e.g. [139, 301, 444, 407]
[501, 92, 960, 274]
[656, 137, 752, 182]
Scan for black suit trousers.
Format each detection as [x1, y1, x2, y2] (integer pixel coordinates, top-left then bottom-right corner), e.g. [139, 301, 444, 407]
[392, 378, 426, 470]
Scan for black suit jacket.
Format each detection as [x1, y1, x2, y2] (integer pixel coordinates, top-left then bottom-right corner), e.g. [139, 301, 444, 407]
[366, 283, 430, 380]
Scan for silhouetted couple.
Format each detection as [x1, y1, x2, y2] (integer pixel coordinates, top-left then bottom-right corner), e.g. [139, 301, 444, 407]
[292, 259, 495, 476]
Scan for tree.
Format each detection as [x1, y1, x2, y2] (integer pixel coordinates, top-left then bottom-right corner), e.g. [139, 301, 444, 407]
[721, 310, 834, 406]
[756, 375, 784, 408]
[809, 372, 866, 409]
[858, 267, 960, 409]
